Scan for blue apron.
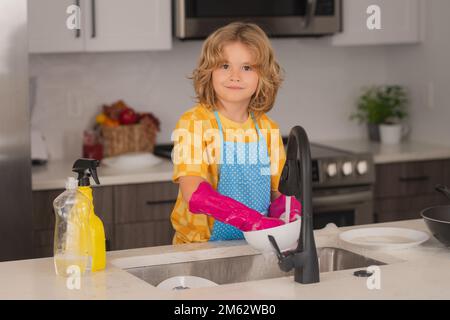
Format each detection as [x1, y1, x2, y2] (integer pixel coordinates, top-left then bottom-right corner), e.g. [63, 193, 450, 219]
[209, 111, 271, 241]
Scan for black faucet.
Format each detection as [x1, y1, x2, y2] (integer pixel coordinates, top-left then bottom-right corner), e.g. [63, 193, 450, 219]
[268, 126, 320, 284]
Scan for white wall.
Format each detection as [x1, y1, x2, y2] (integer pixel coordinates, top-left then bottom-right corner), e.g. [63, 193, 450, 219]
[30, 37, 389, 160]
[385, 0, 450, 146]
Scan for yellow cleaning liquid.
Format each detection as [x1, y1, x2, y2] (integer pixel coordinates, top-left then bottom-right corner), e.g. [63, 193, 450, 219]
[78, 186, 106, 272]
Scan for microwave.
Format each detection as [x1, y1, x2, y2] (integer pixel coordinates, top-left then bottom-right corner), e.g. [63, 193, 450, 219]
[174, 0, 342, 39]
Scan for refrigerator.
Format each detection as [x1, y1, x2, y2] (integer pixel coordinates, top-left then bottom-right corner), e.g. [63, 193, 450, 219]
[0, 0, 33, 261]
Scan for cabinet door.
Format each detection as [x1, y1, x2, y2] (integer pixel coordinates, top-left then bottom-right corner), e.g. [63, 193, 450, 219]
[374, 159, 450, 223]
[375, 194, 448, 223]
[114, 182, 178, 223]
[375, 159, 450, 198]
[28, 0, 84, 53]
[115, 220, 174, 250]
[332, 0, 421, 46]
[83, 0, 171, 52]
[114, 182, 178, 250]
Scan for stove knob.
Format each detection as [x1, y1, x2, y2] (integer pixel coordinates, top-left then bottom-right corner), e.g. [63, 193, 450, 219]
[326, 162, 338, 177]
[356, 160, 368, 175]
[342, 161, 353, 176]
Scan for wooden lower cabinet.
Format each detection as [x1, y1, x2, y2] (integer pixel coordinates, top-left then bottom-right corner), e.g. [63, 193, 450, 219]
[32, 182, 177, 258]
[375, 194, 448, 223]
[374, 159, 450, 223]
[115, 221, 174, 250]
[113, 182, 178, 250]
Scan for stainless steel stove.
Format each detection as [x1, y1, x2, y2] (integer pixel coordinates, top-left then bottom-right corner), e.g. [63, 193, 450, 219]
[154, 138, 375, 229]
[305, 143, 375, 229]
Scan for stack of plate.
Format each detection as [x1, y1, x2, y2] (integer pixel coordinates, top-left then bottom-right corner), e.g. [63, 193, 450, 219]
[101, 152, 162, 172]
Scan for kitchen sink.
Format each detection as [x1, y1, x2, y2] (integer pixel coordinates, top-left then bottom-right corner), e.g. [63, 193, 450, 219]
[125, 247, 386, 287]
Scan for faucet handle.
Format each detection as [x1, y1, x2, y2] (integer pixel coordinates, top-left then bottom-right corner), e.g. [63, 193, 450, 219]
[268, 235, 283, 259]
[268, 235, 294, 272]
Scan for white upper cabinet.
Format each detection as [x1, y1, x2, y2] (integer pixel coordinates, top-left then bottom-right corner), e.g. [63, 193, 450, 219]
[28, 0, 172, 53]
[28, 0, 84, 53]
[332, 0, 422, 46]
[83, 0, 171, 52]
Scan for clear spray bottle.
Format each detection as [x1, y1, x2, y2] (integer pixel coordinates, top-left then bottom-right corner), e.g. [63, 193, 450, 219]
[53, 177, 91, 277]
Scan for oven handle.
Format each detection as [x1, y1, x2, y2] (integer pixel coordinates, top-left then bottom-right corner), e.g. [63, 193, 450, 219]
[312, 190, 372, 207]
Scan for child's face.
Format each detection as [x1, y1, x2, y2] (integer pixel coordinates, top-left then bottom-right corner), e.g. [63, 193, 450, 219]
[212, 41, 259, 109]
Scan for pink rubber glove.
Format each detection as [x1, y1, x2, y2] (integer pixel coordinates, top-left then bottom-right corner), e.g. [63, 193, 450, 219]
[189, 182, 285, 232]
[268, 194, 302, 222]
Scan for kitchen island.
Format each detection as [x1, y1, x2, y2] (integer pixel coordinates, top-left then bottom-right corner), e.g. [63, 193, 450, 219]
[0, 219, 449, 299]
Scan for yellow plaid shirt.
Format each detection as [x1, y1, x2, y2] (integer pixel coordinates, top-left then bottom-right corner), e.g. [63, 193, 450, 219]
[170, 103, 286, 244]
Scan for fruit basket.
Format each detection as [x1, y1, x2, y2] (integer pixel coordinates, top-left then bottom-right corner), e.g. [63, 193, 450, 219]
[101, 123, 157, 157]
[95, 100, 160, 157]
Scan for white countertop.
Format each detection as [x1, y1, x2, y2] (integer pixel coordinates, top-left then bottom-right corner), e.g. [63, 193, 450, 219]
[315, 139, 450, 164]
[1, 219, 449, 299]
[32, 157, 174, 191]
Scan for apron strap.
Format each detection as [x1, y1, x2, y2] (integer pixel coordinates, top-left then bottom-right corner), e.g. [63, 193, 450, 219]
[213, 111, 225, 165]
[250, 112, 264, 141]
[213, 110, 268, 165]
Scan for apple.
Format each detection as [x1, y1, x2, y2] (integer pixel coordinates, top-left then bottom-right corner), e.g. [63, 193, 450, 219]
[119, 108, 138, 125]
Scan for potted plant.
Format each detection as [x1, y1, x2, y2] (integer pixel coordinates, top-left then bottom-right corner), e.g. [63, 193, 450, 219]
[350, 85, 408, 143]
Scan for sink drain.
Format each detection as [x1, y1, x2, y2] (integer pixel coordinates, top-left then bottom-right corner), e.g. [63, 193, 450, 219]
[172, 286, 190, 290]
[157, 276, 218, 290]
[353, 270, 373, 277]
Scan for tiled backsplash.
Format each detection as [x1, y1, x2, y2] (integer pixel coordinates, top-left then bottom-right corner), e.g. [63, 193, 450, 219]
[30, 38, 389, 160]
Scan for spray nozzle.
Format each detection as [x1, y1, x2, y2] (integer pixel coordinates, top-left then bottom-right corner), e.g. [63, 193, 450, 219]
[72, 158, 101, 186]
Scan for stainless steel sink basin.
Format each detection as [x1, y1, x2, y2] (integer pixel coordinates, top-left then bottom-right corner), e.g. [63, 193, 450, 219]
[126, 247, 386, 287]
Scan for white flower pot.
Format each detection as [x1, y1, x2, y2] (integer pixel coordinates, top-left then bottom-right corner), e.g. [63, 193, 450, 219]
[379, 123, 409, 145]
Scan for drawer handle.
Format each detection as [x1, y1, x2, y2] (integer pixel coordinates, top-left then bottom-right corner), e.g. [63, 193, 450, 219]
[91, 0, 96, 38]
[398, 176, 430, 182]
[146, 199, 176, 205]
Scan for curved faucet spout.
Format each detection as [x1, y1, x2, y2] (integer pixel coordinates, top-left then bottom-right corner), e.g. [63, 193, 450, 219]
[279, 126, 313, 222]
[270, 126, 320, 284]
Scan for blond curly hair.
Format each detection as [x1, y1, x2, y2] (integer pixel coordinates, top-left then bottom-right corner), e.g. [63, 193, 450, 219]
[191, 22, 283, 118]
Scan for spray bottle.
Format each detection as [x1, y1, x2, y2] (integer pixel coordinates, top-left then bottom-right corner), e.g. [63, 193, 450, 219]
[53, 177, 91, 276]
[72, 158, 106, 272]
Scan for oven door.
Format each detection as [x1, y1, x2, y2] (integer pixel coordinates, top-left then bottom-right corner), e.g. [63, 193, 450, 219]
[312, 186, 374, 229]
[175, 0, 342, 39]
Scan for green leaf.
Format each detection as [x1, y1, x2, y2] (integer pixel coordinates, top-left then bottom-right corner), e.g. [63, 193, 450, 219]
[350, 85, 409, 125]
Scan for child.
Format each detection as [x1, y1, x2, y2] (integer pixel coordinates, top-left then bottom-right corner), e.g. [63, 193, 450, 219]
[170, 22, 301, 244]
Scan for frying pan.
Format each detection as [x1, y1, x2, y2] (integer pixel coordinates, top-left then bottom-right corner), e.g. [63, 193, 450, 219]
[420, 184, 450, 247]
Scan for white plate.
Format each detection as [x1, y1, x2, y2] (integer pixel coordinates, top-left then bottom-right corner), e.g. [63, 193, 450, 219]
[339, 227, 430, 250]
[101, 152, 162, 171]
[156, 276, 218, 291]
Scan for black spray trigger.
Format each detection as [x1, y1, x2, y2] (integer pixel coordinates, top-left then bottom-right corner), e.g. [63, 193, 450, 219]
[89, 163, 100, 185]
[72, 158, 101, 186]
